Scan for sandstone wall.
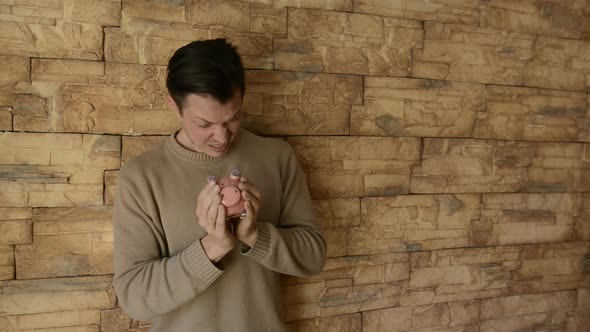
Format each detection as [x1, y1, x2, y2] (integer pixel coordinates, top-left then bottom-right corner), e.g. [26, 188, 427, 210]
[1, 1, 589, 331]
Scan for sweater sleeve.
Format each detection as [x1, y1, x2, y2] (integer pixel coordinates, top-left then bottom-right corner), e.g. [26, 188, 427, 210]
[113, 173, 223, 321]
[241, 145, 326, 277]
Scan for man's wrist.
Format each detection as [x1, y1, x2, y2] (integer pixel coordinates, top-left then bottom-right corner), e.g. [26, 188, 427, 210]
[240, 227, 257, 248]
[200, 235, 231, 263]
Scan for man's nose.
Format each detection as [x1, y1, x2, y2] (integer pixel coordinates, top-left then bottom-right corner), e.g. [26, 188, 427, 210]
[212, 125, 229, 143]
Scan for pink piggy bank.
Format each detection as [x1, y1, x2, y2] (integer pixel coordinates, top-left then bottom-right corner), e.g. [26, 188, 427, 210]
[217, 174, 246, 220]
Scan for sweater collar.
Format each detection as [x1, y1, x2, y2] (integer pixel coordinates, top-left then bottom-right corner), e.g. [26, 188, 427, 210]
[165, 130, 243, 164]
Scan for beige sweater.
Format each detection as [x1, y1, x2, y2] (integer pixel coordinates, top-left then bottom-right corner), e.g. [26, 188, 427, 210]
[113, 129, 326, 331]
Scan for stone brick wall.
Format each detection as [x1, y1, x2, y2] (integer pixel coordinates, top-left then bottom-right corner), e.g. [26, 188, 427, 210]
[1, 1, 589, 331]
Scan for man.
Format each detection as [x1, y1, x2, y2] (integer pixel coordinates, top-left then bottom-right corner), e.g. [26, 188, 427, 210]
[113, 39, 326, 331]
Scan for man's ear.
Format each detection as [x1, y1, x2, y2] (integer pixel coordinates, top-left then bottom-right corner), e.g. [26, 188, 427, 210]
[167, 95, 182, 121]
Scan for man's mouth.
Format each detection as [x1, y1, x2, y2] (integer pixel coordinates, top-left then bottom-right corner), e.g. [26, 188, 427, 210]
[209, 144, 228, 152]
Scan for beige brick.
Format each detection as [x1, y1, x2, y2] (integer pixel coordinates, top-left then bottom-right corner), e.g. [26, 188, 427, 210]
[0, 107, 11, 130]
[13, 0, 63, 10]
[105, 62, 167, 91]
[525, 36, 590, 92]
[275, 9, 423, 76]
[362, 306, 413, 331]
[474, 85, 589, 142]
[65, 0, 120, 25]
[313, 198, 360, 229]
[352, 77, 485, 137]
[289, 136, 421, 198]
[0, 220, 32, 245]
[122, 0, 185, 22]
[243, 71, 362, 135]
[0, 132, 119, 207]
[251, 4, 287, 35]
[449, 300, 480, 326]
[323, 228, 347, 258]
[104, 27, 139, 63]
[211, 30, 273, 70]
[486, 290, 577, 318]
[104, 171, 118, 206]
[0, 19, 103, 60]
[355, 0, 480, 25]
[282, 281, 324, 305]
[282, 303, 320, 321]
[473, 193, 581, 246]
[0, 207, 32, 220]
[412, 302, 451, 328]
[350, 194, 480, 255]
[244, 0, 352, 11]
[481, 0, 590, 39]
[287, 313, 361, 332]
[413, 22, 535, 85]
[0, 276, 116, 315]
[0, 55, 29, 82]
[100, 308, 135, 332]
[0, 245, 15, 280]
[186, 0, 251, 31]
[8, 309, 100, 330]
[576, 193, 590, 240]
[15, 206, 112, 279]
[411, 138, 590, 193]
[122, 136, 167, 163]
[318, 282, 399, 316]
[32, 59, 105, 84]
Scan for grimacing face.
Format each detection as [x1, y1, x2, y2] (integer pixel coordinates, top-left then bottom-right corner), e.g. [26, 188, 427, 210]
[169, 91, 242, 158]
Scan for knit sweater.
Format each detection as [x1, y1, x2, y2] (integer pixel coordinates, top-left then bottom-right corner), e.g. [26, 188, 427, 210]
[113, 129, 326, 332]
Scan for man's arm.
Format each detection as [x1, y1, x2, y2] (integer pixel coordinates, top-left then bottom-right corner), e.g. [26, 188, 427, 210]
[240, 146, 327, 277]
[113, 177, 225, 321]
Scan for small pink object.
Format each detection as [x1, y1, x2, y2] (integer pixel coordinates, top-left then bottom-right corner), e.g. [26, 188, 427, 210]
[217, 170, 246, 219]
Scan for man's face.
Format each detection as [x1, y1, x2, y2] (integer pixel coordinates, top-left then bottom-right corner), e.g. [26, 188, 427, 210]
[170, 91, 242, 158]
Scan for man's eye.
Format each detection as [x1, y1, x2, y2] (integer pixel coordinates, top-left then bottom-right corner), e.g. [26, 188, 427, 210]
[198, 123, 211, 128]
[231, 112, 242, 121]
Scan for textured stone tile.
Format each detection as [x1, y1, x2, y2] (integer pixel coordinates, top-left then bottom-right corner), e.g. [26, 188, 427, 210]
[411, 138, 590, 193]
[15, 206, 113, 279]
[0, 276, 115, 315]
[0, 245, 15, 280]
[287, 313, 361, 332]
[65, 0, 121, 25]
[349, 195, 480, 255]
[313, 198, 360, 229]
[244, 0, 352, 11]
[104, 170, 118, 206]
[576, 193, 590, 241]
[243, 71, 362, 135]
[511, 242, 590, 294]
[105, 16, 273, 69]
[525, 36, 590, 92]
[0, 107, 12, 130]
[32, 59, 105, 84]
[479, 290, 576, 332]
[275, 8, 423, 76]
[351, 77, 484, 137]
[354, 0, 481, 25]
[0, 132, 120, 207]
[282, 253, 409, 319]
[2, 309, 100, 330]
[288, 136, 421, 198]
[122, 136, 167, 163]
[17, 61, 178, 135]
[0, 17, 103, 60]
[481, 0, 590, 39]
[0, 220, 32, 245]
[362, 306, 413, 331]
[413, 22, 535, 85]
[474, 85, 589, 142]
[122, 0, 185, 22]
[473, 193, 582, 246]
[100, 307, 150, 332]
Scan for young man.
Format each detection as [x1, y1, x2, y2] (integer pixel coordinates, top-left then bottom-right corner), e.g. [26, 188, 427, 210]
[113, 39, 326, 331]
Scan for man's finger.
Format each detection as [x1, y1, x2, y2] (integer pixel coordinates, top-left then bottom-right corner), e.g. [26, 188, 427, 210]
[215, 204, 227, 233]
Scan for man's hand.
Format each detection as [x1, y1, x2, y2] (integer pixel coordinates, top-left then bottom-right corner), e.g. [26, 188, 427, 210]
[196, 179, 235, 262]
[236, 177, 261, 247]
